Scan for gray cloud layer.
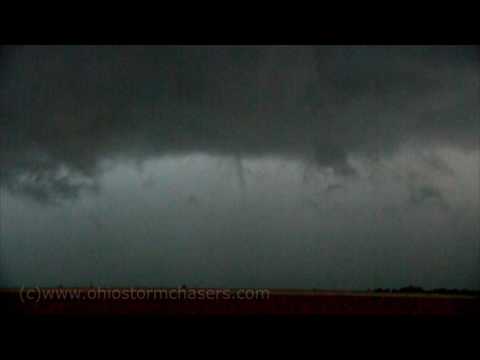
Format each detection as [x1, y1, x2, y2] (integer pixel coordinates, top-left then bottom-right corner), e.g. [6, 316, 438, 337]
[1, 46, 478, 201]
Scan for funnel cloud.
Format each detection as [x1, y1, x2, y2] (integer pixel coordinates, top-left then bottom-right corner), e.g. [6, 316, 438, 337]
[0, 46, 478, 289]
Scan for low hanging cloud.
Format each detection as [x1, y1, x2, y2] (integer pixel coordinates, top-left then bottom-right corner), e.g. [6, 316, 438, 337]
[0, 45, 479, 203]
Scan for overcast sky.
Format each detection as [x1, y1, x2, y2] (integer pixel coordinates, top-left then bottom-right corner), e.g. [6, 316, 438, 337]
[0, 45, 478, 289]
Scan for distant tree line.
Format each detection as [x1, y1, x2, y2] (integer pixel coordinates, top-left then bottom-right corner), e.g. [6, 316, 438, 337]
[370, 285, 480, 296]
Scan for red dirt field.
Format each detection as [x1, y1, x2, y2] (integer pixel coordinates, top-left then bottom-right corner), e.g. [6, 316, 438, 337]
[1, 288, 479, 317]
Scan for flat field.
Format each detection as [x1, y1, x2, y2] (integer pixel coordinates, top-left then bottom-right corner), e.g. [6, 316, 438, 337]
[1, 288, 479, 317]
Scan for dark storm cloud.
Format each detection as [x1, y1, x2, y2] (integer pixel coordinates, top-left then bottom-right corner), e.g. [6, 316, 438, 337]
[5, 170, 92, 205]
[0, 45, 479, 202]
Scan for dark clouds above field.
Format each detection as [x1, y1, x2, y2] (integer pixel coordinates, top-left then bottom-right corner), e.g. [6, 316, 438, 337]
[0, 46, 479, 289]
[1, 46, 479, 187]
